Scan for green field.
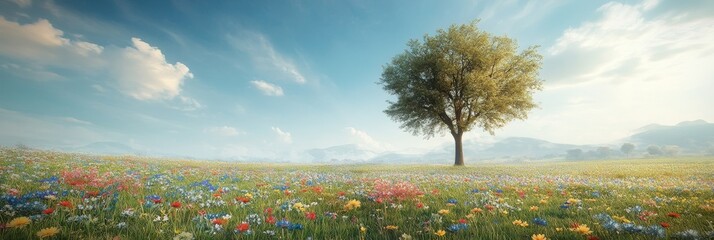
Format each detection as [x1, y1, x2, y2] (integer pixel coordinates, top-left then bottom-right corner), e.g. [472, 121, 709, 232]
[1, 148, 713, 239]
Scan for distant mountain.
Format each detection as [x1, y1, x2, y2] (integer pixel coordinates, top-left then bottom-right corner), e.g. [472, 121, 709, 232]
[306, 144, 379, 163]
[628, 119, 714, 153]
[68, 141, 142, 155]
[479, 137, 580, 159]
[44, 120, 714, 163]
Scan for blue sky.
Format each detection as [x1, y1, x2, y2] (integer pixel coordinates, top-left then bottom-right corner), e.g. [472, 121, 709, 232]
[1, 0, 713, 161]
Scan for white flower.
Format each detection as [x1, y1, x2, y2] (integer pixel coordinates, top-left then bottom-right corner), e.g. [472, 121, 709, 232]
[173, 232, 194, 240]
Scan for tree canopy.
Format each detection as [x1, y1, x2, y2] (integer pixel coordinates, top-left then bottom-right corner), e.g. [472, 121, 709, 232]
[380, 21, 543, 166]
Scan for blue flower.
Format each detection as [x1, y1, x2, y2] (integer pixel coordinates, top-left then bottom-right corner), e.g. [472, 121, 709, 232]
[532, 217, 547, 226]
[447, 198, 458, 204]
[447, 223, 468, 232]
[288, 223, 303, 230]
[276, 219, 290, 228]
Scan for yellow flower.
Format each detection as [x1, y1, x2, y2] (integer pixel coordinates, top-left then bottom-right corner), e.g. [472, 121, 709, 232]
[613, 215, 631, 223]
[344, 199, 361, 211]
[434, 230, 446, 237]
[512, 219, 529, 227]
[470, 207, 483, 213]
[555, 227, 563, 232]
[500, 210, 509, 215]
[360, 226, 366, 233]
[566, 198, 581, 204]
[531, 234, 547, 240]
[385, 225, 399, 230]
[539, 199, 548, 204]
[570, 224, 593, 235]
[36, 227, 60, 238]
[530, 206, 539, 211]
[437, 209, 450, 215]
[7, 216, 31, 228]
[244, 193, 253, 199]
[293, 202, 305, 211]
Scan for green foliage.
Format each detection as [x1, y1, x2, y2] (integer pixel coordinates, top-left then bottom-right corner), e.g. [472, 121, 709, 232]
[380, 20, 543, 138]
[380, 21, 543, 165]
[620, 143, 635, 155]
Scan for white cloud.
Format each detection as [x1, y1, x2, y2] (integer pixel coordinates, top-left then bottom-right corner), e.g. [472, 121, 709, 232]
[499, 0, 714, 144]
[346, 127, 385, 151]
[11, 0, 32, 8]
[228, 31, 306, 84]
[250, 80, 284, 96]
[173, 96, 202, 111]
[204, 126, 242, 137]
[0, 17, 199, 108]
[271, 127, 292, 144]
[0, 108, 106, 147]
[111, 37, 193, 100]
[1, 63, 62, 81]
[0, 16, 103, 65]
[545, 0, 714, 86]
[61, 117, 92, 125]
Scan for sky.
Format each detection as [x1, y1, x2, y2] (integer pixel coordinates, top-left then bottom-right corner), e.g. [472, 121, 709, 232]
[0, 0, 713, 161]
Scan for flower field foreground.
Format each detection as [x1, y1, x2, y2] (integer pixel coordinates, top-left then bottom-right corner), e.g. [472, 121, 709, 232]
[1, 148, 713, 239]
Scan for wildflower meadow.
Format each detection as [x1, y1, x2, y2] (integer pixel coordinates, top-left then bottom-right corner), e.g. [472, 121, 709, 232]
[1, 147, 713, 239]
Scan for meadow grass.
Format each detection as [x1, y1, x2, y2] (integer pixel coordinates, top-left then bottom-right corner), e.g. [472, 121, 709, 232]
[0, 148, 712, 239]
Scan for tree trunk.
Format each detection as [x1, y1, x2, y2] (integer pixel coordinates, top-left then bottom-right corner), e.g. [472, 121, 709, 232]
[454, 133, 464, 166]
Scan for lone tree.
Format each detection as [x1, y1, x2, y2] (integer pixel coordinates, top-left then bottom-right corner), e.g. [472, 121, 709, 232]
[620, 143, 635, 157]
[380, 21, 543, 166]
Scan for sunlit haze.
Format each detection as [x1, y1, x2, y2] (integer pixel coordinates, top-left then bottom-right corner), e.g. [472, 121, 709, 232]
[1, 0, 712, 162]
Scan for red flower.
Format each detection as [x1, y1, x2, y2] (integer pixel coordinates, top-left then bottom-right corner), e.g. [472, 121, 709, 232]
[266, 216, 276, 224]
[58, 200, 72, 208]
[43, 208, 54, 215]
[416, 202, 424, 209]
[305, 212, 316, 221]
[236, 196, 250, 203]
[170, 201, 181, 208]
[211, 218, 227, 225]
[660, 222, 670, 228]
[85, 191, 99, 197]
[264, 208, 273, 215]
[458, 218, 467, 224]
[667, 212, 681, 218]
[586, 236, 600, 240]
[236, 222, 250, 232]
[337, 191, 346, 196]
[152, 198, 163, 204]
[198, 210, 207, 216]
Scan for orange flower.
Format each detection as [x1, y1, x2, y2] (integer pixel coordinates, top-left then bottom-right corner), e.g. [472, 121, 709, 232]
[667, 212, 681, 218]
[211, 218, 227, 225]
[58, 201, 72, 208]
[531, 234, 547, 240]
[170, 201, 182, 208]
[236, 222, 250, 232]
